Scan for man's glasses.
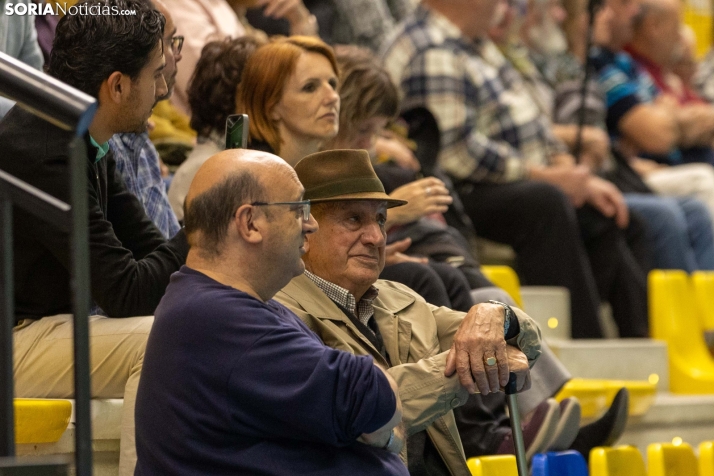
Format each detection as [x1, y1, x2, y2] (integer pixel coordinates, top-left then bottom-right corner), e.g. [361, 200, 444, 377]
[251, 200, 311, 221]
[170, 36, 184, 55]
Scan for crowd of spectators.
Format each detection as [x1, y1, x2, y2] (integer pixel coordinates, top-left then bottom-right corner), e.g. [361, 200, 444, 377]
[2, 0, 714, 472]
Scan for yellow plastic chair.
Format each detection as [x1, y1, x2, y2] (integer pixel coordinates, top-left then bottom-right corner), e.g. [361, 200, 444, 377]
[14, 398, 72, 444]
[467, 455, 518, 476]
[590, 446, 646, 476]
[691, 272, 714, 332]
[648, 270, 714, 393]
[700, 442, 714, 476]
[647, 443, 699, 476]
[555, 379, 609, 419]
[554, 378, 657, 419]
[480, 265, 524, 308]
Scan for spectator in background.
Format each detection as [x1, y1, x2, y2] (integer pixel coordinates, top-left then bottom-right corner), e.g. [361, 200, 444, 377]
[170, 0, 317, 115]
[109, 0, 182, 239]
[168, 36, 263, 221]
[237, 35, 340, 164]
[0, 0, 43, 118]
[535, 0, 714, 273]
[624, 0, 714, 160]
[0, 2, 189, 474]
[136, 148, 407, 475]
[383, 0, 649, 339]
[590, 0, 714, 220]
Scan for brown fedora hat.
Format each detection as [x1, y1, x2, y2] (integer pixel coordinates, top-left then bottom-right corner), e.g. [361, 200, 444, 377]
[294, 149, 407, 208]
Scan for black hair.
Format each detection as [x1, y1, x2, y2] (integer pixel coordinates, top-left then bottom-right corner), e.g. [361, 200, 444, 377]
[47, 0, 165, 98]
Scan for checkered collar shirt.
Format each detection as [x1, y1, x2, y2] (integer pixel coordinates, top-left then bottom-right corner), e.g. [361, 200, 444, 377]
[382, 5, 567, 184]
[109, 132, 181, 239]
[304, 270, 379, 326]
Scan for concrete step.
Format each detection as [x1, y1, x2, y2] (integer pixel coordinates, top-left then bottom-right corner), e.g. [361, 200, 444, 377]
[620, 392, 714, 455]
[548, 339, 670, 392]
[520, 286, 571, 340]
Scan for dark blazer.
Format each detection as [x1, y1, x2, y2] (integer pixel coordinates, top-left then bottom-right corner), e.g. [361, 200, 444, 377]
[0, 106, 188, 322]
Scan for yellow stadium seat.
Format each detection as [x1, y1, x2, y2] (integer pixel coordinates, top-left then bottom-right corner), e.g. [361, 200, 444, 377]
[602, 380, 657, 417]
[700, 442, 714, 476]
[480, 266, 524, 308]
[467, 455, 518, 476]
[691, 272, 714, 332]
[647, 443, 699, 476]
[14, 398, 71, 444]
[555, 379, 609, 419]
[590, 446, 646, 476]
[555, 379, 656, 419]
[648, 270, 714, 393]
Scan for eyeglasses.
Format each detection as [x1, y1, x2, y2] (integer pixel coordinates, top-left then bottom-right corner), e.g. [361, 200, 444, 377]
[170, 36, 184, 55]
[251, 200, 311, 221]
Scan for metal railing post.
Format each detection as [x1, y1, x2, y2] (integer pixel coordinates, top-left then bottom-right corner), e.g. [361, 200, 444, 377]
[69, 138, 92, 476]
[0, 194, 15, 457]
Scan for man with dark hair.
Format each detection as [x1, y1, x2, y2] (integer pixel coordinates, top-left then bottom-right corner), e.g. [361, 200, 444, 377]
[109, 0, 182, 241]
[135, 148, 408, 475]
[0, 1, 188, 474]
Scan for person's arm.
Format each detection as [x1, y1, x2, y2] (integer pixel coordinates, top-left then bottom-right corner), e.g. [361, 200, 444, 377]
[105, 153, 171, 259]
[385, 177, 453, 229]
[276, 286, 468, 435]
[358, 366, 405, 454]
[227, 305, 402, 447]
[394, 47, 528, 183]
[617, 102, 679, 154]
[672, 103, 714, 147]
[36, 150, 187, 317]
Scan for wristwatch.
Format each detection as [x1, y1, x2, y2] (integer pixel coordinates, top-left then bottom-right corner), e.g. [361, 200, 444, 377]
[488, 300, 515, 337]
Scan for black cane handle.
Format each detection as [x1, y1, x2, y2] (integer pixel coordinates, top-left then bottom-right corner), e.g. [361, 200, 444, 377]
[505, 371, 519, 395]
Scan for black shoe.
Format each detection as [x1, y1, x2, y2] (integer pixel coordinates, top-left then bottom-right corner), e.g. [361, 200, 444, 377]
[570, 387, 629, 456]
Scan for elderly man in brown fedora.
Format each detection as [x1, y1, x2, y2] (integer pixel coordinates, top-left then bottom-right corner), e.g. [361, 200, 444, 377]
[275, 149, 542, 476]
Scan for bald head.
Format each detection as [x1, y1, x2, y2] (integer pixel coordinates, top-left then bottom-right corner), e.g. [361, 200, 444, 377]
[634, 0, 680, 29]
[186, 149, 291, 206]
[630, 0, 682, 66]
[184, 149, 297, 256]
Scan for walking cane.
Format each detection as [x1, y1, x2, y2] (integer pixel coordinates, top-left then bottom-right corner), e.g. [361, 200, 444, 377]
[505, 372, 529, 476]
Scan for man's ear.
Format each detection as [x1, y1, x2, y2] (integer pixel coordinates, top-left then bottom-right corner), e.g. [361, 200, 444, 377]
[102, 71, 129, 105]
[234, 204, 264, 244]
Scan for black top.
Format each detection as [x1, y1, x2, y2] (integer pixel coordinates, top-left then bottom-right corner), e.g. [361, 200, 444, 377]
[0, 106, 188, 322]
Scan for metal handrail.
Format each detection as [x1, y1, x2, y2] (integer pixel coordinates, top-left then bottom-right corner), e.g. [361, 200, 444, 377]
[0, 50, 95, 475]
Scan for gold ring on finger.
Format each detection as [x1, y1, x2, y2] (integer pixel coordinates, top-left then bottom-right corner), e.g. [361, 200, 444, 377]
[485, 356, 497, 366]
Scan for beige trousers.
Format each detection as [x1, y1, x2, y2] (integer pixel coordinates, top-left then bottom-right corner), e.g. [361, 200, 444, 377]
[13, 314, 152, 476]
[644, 163, 714, 221]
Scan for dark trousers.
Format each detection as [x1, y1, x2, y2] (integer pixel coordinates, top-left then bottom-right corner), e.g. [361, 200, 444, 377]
[457, 180, 648, 338]
[380, 261, 475, 312]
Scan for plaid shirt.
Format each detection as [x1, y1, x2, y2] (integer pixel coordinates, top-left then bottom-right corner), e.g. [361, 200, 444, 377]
[109, 133, 181, 239]
[304, 270, 379, 326]
[382, 5, 566, 184]
[331, 0, 415, 52]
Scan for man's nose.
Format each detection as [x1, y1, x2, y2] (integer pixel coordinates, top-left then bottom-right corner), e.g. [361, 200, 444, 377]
[156, 74, 168, 99]
[361, 221, 385, 246]
[303, 214, 319, 235]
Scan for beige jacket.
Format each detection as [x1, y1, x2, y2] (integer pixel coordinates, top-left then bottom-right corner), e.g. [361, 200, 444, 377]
[275, 274, 542, 476]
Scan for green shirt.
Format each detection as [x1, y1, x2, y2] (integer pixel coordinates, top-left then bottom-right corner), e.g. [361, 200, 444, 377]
[90, 136, 109, 162]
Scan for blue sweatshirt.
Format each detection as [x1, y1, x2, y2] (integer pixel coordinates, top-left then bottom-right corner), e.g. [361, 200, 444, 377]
[135, 266, 407, 475]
